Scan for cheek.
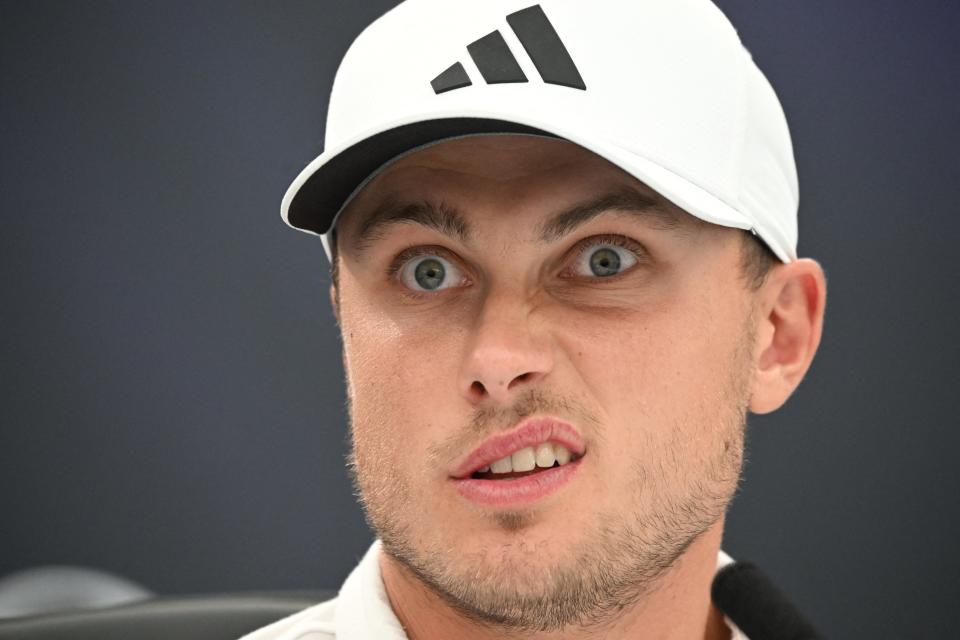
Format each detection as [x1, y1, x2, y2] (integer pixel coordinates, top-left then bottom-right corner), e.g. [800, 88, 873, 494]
[342, 299, 465, 468]
[561, 285, 747, 447]
[347, 315, 461, 403]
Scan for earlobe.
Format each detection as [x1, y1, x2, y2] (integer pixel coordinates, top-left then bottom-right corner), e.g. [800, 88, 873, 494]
[748, 258, 827, 415]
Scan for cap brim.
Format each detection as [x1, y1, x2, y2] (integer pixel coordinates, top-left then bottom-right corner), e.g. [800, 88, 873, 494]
[281, 114, 793, 262]
[283, 118, 551, 235]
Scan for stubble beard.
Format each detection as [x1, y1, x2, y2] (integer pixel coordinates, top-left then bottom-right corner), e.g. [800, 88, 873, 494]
[345, 323, 755, 634]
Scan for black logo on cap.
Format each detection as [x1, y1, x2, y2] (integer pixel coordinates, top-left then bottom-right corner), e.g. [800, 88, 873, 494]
[431, 4, 587, 94]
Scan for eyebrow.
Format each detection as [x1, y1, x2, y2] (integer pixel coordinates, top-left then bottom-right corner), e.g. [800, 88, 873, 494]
[349, 185, 685, 255]
[536, 186, 683, 242]
[352, 198, 471, 253]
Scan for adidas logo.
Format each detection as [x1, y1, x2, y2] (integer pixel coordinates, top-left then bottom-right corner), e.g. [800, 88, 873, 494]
[431, 4, 586, 95]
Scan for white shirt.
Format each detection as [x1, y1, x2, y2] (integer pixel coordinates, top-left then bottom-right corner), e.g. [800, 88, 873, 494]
[240, 540, 748, 640]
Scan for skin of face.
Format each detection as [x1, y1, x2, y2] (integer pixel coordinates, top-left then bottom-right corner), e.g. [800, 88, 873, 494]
[330, 135, 826, 638]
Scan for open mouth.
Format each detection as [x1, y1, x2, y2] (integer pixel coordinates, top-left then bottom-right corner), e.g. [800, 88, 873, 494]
[468, 443, 582, 480]
[450, 417, 587, 507]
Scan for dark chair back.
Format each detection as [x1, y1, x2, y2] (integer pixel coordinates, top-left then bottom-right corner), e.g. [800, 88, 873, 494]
[0, 592, 334, 640]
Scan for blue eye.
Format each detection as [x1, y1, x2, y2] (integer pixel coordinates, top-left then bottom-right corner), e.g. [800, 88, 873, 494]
[571, 242, 638, 278]
[398, 254, 464, 291]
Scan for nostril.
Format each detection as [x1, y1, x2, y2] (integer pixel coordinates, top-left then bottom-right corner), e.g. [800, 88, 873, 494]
[465, 371, 541, 402]
[508, 371, 537, 389]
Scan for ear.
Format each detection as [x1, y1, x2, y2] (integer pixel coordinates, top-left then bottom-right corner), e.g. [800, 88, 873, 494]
[749, 258, 827, 414]
[329, 283, 349, 374]
[329, 283, 340, 325]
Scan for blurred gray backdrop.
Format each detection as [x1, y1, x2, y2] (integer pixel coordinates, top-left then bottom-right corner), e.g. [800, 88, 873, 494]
[2, 1, 958, 637]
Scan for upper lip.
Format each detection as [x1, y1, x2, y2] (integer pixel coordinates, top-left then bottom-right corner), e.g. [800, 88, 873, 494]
[450, 417, 586, 479]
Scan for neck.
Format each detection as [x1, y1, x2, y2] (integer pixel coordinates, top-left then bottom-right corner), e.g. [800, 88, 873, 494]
[379, 519, 732, 640]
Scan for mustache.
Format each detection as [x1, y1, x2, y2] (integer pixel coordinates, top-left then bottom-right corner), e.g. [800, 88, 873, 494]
[469, 388, 595, 435]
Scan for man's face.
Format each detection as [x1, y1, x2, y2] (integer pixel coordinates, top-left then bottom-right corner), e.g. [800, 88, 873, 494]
[334, 135, 757, 631]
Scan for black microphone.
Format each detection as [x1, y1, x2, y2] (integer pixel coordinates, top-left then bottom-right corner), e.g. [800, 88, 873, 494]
[711, 561, 824, 640]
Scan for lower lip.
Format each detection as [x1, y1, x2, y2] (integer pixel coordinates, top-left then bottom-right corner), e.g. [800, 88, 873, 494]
[451, 458, 583, 508]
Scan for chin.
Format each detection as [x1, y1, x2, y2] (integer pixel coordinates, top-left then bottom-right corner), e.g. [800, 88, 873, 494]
[455, 524, 575, 571]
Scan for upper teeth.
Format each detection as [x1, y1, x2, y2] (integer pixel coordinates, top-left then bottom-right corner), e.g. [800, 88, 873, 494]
[478, 443, 575, 474]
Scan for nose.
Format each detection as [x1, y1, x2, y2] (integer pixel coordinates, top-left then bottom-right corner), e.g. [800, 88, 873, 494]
[457, 291, 555, 406]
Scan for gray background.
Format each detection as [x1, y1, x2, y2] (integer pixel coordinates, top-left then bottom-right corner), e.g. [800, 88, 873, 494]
[1, 1, 958, 637]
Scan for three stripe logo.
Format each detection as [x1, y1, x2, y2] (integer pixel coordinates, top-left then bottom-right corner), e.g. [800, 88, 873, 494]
[431, 4, 586, 95]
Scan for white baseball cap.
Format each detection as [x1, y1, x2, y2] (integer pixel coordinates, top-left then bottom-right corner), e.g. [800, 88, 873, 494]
[282, 0, 799, 263]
